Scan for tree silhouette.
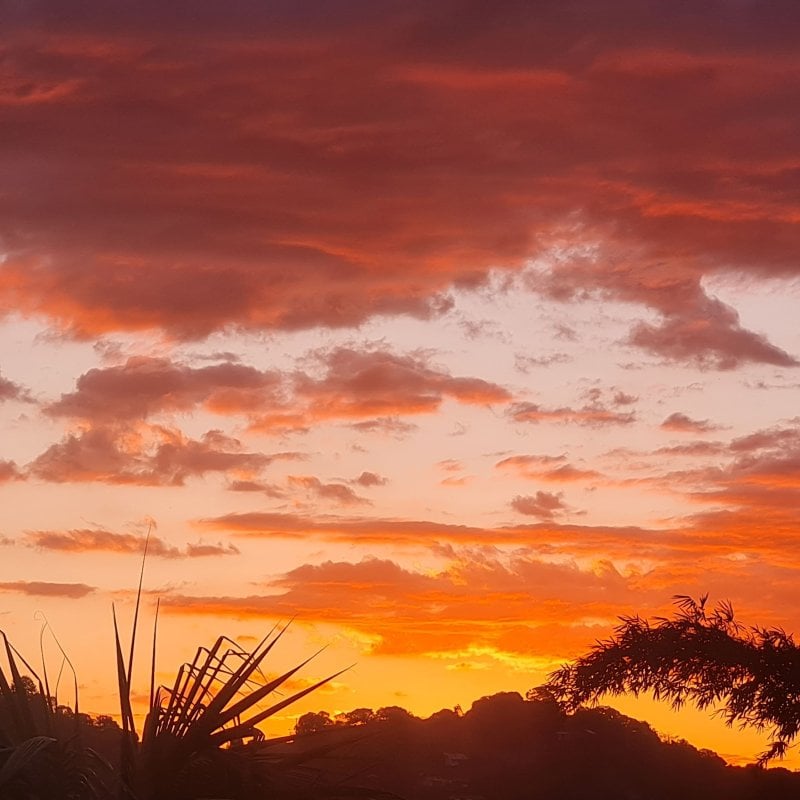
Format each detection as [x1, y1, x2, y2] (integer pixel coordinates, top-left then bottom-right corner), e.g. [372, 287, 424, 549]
[545, 595, 800, 763]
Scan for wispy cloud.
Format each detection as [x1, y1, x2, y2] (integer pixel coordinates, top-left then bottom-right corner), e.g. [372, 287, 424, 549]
[25, 528, 239, 558]
[0, 581, 95, 599]
[661, 412, 722, 434]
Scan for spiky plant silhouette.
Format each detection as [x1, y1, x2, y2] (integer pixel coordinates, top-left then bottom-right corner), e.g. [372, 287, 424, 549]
[0, 628, 114, 799]
[546, 594, 800, 763]
[1, 529, 386, 800]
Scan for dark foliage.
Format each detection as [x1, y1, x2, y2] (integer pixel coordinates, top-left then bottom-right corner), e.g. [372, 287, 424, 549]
[292, 692, 800, 800]
[546, 595, 800, 763]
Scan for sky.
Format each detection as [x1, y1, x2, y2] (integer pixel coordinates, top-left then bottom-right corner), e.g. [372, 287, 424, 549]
[2, 0, 800, 766]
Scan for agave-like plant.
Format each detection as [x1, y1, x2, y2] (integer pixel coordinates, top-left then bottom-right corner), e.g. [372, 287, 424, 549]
[2, 531, 391, 800]
[0, 628, 114, 799]
[110, 531, 366, 800]
[116, 619, 349, 799]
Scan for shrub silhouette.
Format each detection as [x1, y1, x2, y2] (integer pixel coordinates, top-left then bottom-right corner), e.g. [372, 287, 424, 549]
[546, 594, 800, 763]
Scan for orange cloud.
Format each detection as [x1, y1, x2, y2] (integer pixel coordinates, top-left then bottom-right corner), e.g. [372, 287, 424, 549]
[161, 553, 643, 658]
[25, 528, 239, 558]
[0, 8, 797, 367]
[197, 510, 664, 559]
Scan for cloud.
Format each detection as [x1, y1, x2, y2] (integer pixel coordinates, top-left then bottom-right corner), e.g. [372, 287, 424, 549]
[45, 350, 509, 434]
[509, 402, 635, 427]
[496, 454, 599, 482]
[660, 412, 721, 433]
[628, 296, 798, 371]
[729, 425, 800, 453]
[227, 479, 286, 498]
[283, 347, 511, 425]
[352, 471, 387, 487]
[184, 542, 240, 557]
[0, 581, 95, 599]
[28, 426, 276, 485]
[537, 464, 601, 482]
[25, 528, 239, 558]
[1, 5, 797, 366]
[288, 475, 370, 507]
[511, 492, 569, 520]
[506, 387, 639, 430]
[0, 460, 22, 483]
[196, 510, 654, 556]
[0, 373, 31, 403]
[654, 441, 726, 457]
[348, 417, 418, 436]
[45, 356, 282, 421]
[161, 552, 641, 658]
[514, 353, 571, 372]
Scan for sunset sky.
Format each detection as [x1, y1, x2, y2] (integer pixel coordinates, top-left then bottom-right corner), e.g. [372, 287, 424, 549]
[2, 0, 800, 766]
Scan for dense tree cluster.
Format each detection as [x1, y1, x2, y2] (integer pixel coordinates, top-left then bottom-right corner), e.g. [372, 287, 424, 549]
[291, 692, 800, 800]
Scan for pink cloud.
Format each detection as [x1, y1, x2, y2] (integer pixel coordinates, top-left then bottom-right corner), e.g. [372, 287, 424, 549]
[0, 460, 22, 483]
[628, 295, 797, 370]
[661, 412, 721, 434]
[227, 479, 286, 498]
[511, 492, 569, 520]
[288, 475, 370, 507]
[509, 402, 635, 427]
[730, 426, 800, 453]
[288, 347, 511, 422]
[45, 356, 282, 421]
[348, 417, 418, 437]
[654, 441, 726, 457]
[0, 581, 94, 599]
[0, 373, 31, 403]
[352, 471, 388, 487]
[28, 426, 276, 486]
[514, 353, 572, 372]
[0, 7, 796, 367]
[46, 350, 509, 434]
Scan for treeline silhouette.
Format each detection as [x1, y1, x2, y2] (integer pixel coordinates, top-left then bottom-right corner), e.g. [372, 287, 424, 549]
[289, 691, 800, 800]
[4, 678, 800, 798]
